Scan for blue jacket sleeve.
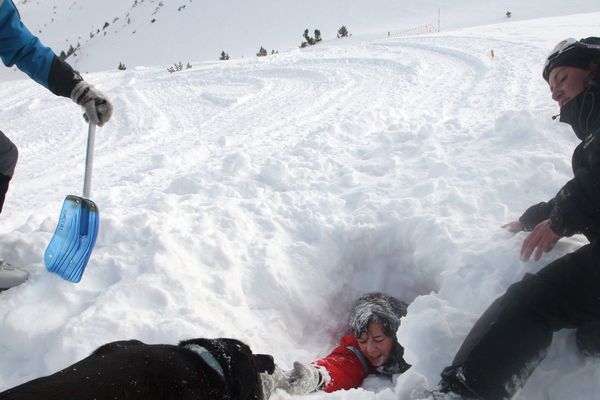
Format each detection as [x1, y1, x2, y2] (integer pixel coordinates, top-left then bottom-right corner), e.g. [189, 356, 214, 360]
[0, 0, 55, 89]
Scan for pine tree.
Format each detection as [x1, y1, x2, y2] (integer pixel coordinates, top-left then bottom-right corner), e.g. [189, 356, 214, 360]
[303, 29, 315, 45]
[256, 46, 268, 57]
[219, 51, 230, 60]
[118, 62, 127, 70]
[167, 62, 184, 73]
[337, 25, 349, 38]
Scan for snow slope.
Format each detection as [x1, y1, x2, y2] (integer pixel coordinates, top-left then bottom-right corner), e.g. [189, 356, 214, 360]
[2, 0, 599, 79]
[1, 2, 600, 400]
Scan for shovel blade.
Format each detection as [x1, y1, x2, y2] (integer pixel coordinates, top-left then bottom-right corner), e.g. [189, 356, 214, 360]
[44, 195, 99, 283]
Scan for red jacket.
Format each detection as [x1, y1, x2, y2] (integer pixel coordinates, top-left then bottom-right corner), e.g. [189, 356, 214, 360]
[313, 335, 371, 393]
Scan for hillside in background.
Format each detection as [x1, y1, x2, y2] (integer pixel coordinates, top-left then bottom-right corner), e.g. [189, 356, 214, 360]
[1, 0, 598, 80]
[1, 1, 600, 399]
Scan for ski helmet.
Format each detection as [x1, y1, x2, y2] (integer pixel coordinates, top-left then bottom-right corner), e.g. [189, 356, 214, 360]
[543, 37, 600, 81]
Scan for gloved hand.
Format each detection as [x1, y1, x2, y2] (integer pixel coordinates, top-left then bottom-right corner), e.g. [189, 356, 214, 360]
[260, 366, 289, 399]
[286, 361, 325, 395]
[260, 362, 325, 399]
[70, 81, 113, 126]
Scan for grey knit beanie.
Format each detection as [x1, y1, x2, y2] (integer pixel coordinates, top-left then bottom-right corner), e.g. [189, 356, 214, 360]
[349, 292, 408, 338]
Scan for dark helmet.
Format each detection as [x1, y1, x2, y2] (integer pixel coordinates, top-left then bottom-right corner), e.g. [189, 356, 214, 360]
[543, 37, 600, 81]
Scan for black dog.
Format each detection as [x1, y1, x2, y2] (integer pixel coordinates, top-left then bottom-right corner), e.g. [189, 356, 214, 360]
[0, 338, 274, 400]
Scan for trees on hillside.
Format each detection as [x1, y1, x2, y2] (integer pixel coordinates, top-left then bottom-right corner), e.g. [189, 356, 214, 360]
[256, 46, 268, 57]
[167, 62, 192, 73]
[256, 47, 278, 57]
[58, 43, 80, 60]
[300, 28, 322, 48]
[337, 26, 349, 38]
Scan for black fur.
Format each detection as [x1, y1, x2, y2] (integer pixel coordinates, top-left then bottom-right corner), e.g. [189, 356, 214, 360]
[0, 338, 274, 400]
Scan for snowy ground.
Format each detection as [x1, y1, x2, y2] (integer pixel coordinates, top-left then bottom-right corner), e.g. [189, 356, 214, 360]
[0, 8, 600, 400]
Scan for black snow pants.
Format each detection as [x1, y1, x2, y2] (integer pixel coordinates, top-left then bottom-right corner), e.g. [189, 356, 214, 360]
[440, 241, 600, 400]
[0, 130, 18, 213]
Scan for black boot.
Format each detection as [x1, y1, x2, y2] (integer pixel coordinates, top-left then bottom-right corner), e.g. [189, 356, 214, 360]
[576, 321, 600, 357]
[439, 366, 481, 399]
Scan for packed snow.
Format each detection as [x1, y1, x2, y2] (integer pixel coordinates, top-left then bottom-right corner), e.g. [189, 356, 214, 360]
[1, 1, 600, 400]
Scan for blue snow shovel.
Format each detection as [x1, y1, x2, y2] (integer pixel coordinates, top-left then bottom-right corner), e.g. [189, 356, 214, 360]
[44, 122, 99, 283]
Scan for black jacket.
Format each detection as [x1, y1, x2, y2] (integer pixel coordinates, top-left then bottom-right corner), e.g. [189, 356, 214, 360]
[519, 80, 600, 242]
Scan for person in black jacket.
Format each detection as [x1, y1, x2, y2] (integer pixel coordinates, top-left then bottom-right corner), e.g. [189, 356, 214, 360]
[437, 37, 600, 400]
[0, 0, 112, 289]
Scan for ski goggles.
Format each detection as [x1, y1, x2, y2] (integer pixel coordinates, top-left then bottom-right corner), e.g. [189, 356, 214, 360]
[544, 38, 579, 73]
[543, 38, 600, 80]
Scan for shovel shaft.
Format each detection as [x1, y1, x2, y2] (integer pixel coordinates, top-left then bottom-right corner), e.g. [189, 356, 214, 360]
[83, 122, 96, 199]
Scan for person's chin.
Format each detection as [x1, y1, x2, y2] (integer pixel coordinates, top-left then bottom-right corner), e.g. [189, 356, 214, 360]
[559, 98, 572, 108]
[368, 356, 384, 367]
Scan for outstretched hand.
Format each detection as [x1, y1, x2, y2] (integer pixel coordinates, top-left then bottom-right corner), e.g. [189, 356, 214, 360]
[520, 219, 560, 262]
[287, 361, 324, 394]
[260, 362, 324, 398]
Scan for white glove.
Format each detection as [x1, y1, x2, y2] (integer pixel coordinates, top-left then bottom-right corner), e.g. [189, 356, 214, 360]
[260, 362, 324, 399]
[260, 366, 290, 400]
[70, 81, 113, 126]
[286, 361, 324, 395]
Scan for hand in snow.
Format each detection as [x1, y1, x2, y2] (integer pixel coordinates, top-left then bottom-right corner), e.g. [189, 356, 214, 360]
[260, 366, 290, 399]
[502, 220, 523, 234]
[260, 362, 324, 398]
[520, 219, 560, 262]
[286, 361, 324, 394]
[70, 81, 113, 126]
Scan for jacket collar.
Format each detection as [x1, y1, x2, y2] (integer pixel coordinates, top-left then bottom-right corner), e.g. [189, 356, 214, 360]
[559, 80, 600, 140]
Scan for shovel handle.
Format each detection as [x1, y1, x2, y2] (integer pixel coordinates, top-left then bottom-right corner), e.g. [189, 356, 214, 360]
[82, 122, 96, 198]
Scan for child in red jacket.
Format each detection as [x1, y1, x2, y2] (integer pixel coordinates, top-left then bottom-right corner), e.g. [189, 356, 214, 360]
[261, 292, 411, 398]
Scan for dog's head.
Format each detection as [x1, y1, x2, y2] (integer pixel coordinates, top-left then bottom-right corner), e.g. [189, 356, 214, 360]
[179, 338, 274, 400]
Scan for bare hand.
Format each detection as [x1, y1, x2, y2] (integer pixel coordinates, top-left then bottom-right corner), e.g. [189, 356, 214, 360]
[520, 219, 560, 262]
[502, 221, 523, 234]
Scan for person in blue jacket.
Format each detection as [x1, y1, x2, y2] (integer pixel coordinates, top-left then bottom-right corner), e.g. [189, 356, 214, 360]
[0, 0, 113, 289]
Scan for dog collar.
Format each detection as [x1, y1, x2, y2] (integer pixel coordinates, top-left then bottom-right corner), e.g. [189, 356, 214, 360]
[185, 344, 225, 377]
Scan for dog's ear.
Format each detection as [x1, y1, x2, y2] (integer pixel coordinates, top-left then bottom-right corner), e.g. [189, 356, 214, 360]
[180, 338, 267, 400]
[253, 354, 275, 374]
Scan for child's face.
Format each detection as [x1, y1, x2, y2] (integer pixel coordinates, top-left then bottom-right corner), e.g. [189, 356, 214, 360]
[356, 321, 395, 367]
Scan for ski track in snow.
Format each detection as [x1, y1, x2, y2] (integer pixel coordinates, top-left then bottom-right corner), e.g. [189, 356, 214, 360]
[0, 14, 599, 399]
